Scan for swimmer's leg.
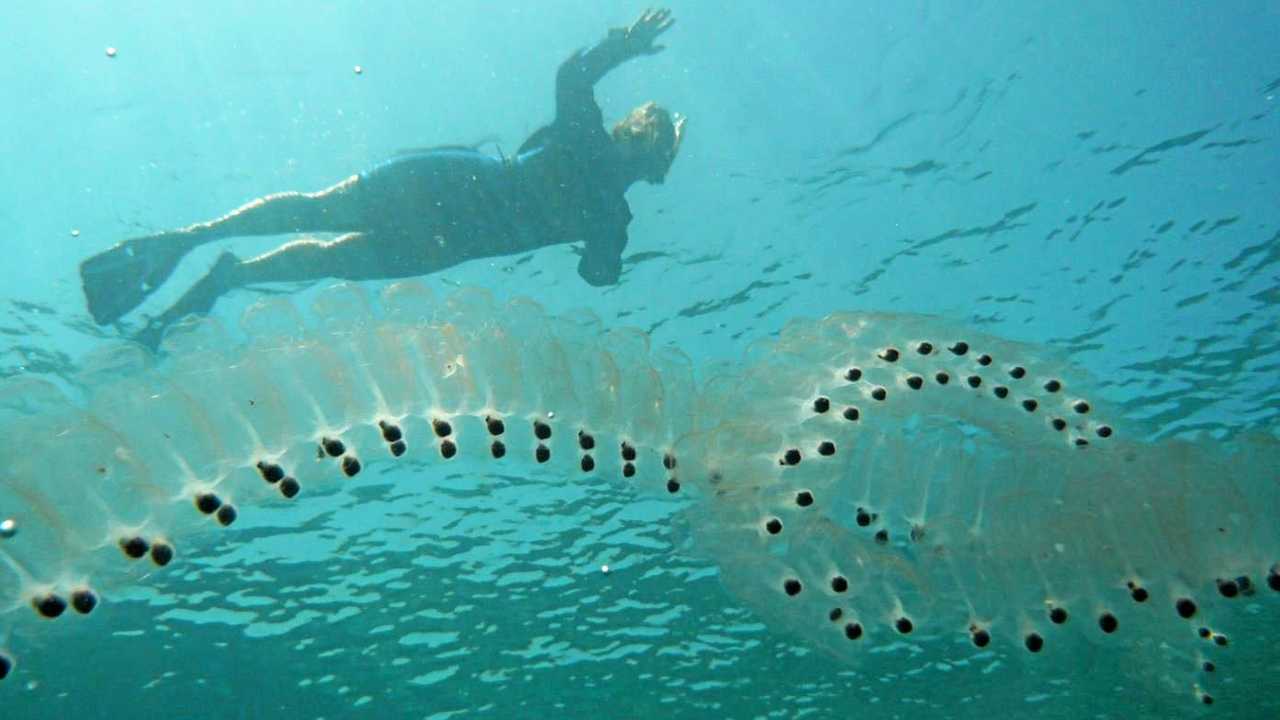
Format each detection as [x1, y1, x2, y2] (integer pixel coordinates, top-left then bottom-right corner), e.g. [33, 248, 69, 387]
[81, 175, 366, 326]
[135, 231, 423, 349]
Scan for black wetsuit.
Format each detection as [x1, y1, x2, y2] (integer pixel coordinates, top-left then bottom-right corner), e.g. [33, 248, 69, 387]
[350, 39, 634, 286]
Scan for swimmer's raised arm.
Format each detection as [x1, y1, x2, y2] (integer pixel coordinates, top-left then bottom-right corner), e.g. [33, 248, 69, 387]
[555, 8, 675, 128]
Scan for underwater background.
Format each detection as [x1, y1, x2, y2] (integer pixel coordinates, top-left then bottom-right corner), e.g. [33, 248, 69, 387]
[1, 1, 1277, 718]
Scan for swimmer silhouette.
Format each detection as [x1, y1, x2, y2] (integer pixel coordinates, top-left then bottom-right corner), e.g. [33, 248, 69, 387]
[80, 8, 684, 343]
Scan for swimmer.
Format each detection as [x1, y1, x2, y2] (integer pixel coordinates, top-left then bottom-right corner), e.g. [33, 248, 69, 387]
[80, 8, 684, 343]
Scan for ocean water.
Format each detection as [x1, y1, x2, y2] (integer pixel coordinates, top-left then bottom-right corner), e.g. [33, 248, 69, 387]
[1, 2, 1278, 718]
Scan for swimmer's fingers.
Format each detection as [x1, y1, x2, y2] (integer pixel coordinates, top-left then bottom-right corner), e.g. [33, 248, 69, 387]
[626, 8, 675, 54]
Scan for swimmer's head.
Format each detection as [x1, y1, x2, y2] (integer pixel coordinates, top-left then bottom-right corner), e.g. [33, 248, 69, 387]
[613, 102, 685, 185]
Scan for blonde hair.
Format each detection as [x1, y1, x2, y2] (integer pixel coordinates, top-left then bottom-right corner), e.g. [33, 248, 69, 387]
[612, 102, 682, 178]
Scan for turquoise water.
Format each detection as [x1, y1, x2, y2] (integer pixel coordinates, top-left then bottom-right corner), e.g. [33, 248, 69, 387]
[1, 2, 1278, 718]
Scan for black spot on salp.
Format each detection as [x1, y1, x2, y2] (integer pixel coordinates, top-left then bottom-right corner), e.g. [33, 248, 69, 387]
[1025, 632, 1044, 653]
[828, 608, 843, 622]
[119, 536, 149, 559]
[321, 437, 346, 457]
[578, 431, 595, 450]
[844, 622, 863, 639]
[783, 579, 803, 596]
[1236, 575, 1254, 596]
[1217, 578, 1240, 598]
[977, 354, 993, 366]
[0, 652, 11, 680]
[666, 478, 681, 494]
[491, 440, 507, 459]
[993, 386, 1009, 399]
[1098, 612, 1118, 633]
[33, 594, 67, 619]
[1201, 694, 1214, 706]
[580, 454, 594, 472]
[194, 492, 222, 515]
[378, 421, 403, 443]
[622, 462, 636, 478]
[967, 375, 982, 389]
[1074, 438, 1090, 447]
[1009, 366, 1027, 380]
[1073, 400, 1091, 414]
[765, 518, 782, 535]
[855, 508, 874, 527]
[533, 420, 552, 440]
[1049, 607, 1068, 624]
[870, 387, 887, 401]
[1213, 634, 1229, 647]
[390, 439, 407, 457]
[1202, 661, 1216, 673]
[813, 397, 831, 414]
[874, 529, 889, 545]
[949, 341, 969, 356]
[817, 441, 836, 456]
[535, 444, 551, 463]
[1198, 626, 1211, 639]
[935, 371, 950, 385]
[845, 367, 863, 382]
[440, 440, 458, 460]
[783, 449, 802, 466]
[831, 576, 849, 593]
[1096, 425, 1113, 438]
[906, 375, 924, 390]
[879, 348, 900, 362]
[216, 504, 238, 527]
[1130, 585, 1149, 603]
[70, 589, 97, 615]
[663, 453, 677, 470]
[1176, 598, 1197, 619]
[485, 416, 506, 436]
[341, 455, 362, 477]
[916, 342, 933, 355]
[1269, 566, 1280, 592]
[432, 419, 453, 438]
[795, 490, 814, 507]
[843, 406, 860, 421]
[621, 442, 637, 461]
[1043, 379, 1062, 393]
[256, 461, 285, 484]
[150, 541, 174, 567]
[280, 477, 301, 499]
[895, 617, 913, 634]
[971, 627, 991, 648]
[1051, 418, 1067, 431]
[1021, 398, 1038, 412]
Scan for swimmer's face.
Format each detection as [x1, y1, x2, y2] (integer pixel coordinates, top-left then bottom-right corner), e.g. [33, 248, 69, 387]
[612, 102, 685, 184]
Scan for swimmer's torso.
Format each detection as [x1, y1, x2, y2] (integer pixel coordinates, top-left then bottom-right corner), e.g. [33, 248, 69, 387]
[353, 126, 630, 261]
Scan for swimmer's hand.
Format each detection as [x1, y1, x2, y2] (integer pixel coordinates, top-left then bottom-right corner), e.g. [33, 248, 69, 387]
[617, 8, 674, 57]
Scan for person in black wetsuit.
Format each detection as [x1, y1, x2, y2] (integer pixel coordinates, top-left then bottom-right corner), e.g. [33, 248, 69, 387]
[80, 8, 684, 342]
